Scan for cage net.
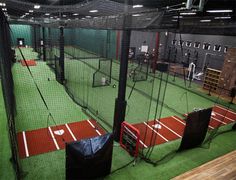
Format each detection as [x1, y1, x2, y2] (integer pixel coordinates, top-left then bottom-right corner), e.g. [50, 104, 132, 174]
[1, 0, 236, 178]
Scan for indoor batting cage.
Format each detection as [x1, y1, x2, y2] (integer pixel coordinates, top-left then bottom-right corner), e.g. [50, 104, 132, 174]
[0, 0, 236, 179]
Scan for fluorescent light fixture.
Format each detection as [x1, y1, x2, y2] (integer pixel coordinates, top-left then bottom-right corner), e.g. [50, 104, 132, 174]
[145, 17, 152, 20]
[57, 18, 60, 20]
[206, 9, 232, 13]
[89, 10, 98, 13]
[133, 4, 143, 8]
[180, 12, 196, 15]
[50, 17, 53, 19]
[93, 17, 98, 19]
[214, 16, 231, 19]
[34, 5, 40, 9]
[86, 16, 91, 18]
[173, 16, 183, 18]
[67, 18, 71, 21]
[0, 3, 6, 6]
[25, 13, 29, 15]
[29, 10, 34, 13]
[62, 14, 67, 17]
[200, 19, 211, 22]
[45, 13, 50, 16]
[81, 17, 85, 20]
[73, 13, 78, 16]
[132, 14, 141, 17]
[172, 19, 178, 22]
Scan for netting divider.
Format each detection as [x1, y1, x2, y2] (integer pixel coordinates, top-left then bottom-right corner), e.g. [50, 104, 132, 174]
[0, 11, 22, 179]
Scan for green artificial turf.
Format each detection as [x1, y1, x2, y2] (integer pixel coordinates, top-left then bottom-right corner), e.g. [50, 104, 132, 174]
[0, 83, 15, 180]
[0, 47, 235, 179]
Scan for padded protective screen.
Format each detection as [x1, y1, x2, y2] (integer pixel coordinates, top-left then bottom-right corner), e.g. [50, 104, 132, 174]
[178, 108, 212, 151]
[66, 133, 113, 180]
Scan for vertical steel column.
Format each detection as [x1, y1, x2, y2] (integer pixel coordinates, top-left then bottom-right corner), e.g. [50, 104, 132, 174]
[59, 26, 65, 83]
[113, 0, 131, 141]
[42, 27, 46, 62]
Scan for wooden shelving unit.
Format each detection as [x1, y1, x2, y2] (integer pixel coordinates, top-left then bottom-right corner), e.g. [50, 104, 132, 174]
[203, 68, 221, 92]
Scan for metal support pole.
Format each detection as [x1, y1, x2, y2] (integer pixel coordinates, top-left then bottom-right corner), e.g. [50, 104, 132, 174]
[59, 26, 65, 83]
[42, 27, 46, 62]
[113, 29, 131, 141]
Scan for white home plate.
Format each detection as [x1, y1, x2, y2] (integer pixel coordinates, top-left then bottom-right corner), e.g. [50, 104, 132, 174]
[211, 112, 216, 116]
[152, 124, 162, 129]
[54, 129, 64, 136]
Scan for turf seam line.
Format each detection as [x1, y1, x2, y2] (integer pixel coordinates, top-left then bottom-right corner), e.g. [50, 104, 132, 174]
[139, 140, 148, 148]
[22, 131, 29, 158]
[87, 120, 102, 136]
[213, 112, 234, 122]
[65, 124, 77, 141]
[48, 127, 60, 150]
[216, 105, 236, 115]
[171, 116, 186, 125]
[143, 122, 168, 142]
[155, 120, 182, 138]
[211, 117, 227, 125]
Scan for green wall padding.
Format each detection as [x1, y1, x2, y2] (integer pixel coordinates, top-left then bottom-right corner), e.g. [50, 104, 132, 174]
[63, 28, 117, 59]
[10, 24, 33, 46]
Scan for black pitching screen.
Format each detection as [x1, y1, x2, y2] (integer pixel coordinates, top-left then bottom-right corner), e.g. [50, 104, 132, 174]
[66, 133, 113, 180]
[178, 108, 212, 151]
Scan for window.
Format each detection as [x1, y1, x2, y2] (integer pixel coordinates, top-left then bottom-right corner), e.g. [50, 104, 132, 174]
[203, 42, 211, 50]
[186, 41, 191, 47]
[213, 45, 221, 52]
[224, 46, 228, 53]
[172, 40, 177, 45]
[178, 40, 184, 46]
[194, 42, 201, 48]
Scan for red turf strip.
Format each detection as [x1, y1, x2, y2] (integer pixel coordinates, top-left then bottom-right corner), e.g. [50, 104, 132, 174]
[17, 120, 106, 159]
[133, 116, 186, 148]
[132, 106, 236, 148]
[20, 60, 36, 66]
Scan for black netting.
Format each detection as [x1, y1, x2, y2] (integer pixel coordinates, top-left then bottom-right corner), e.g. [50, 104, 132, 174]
[93, 59, 112, 87]
[0, 11, 21, 179]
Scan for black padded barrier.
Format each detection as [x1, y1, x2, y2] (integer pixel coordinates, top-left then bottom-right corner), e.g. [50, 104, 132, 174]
[66, 133, 113, 180]
[178, 108, 212, 151]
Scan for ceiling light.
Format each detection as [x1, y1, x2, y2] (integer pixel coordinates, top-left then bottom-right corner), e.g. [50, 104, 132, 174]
[45, 13, 50, 16]
[132, 14, 141, 17]
[89, 10, 98, 13]
[86, 16, 91, 18]
[2, 8, 7, 11]
[50, 17, 53, 19]
[0, 3, 6, 7]
[180, 12, 196, 15]
[62, 15, 67, 17]
[145, 17, 152, 20]
[73, 13, 78, 16]
[172, 16, 183, 18]
[67, 18, 71, 21]
[25, 13, 29, 15]
[172, 19, 178, 22]
[206, 10, 233, 13]
[34, 5, 40, 9]
[200, 19, 211, 22]
[81, 18, 85, 20]
[133, 4, 143, 8]
[29, 10, 34, 13]
[214, 16, 231, 19]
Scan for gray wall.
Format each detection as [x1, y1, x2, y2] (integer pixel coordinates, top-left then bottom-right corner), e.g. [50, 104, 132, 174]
[130, 31, 157, 57]
[163, 33, 236, 70]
